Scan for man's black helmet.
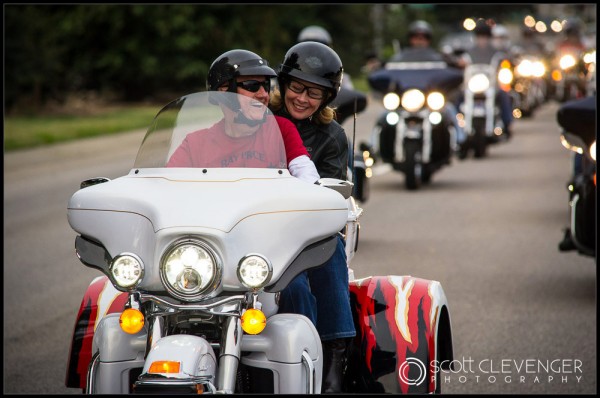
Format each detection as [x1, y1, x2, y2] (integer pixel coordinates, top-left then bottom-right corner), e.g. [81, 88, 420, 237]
[207, 49, 276, 92]
[278, 41, 343, 106]
[473, 19, 492, 37]
[408, 20, 433, 40]
[297, 25, 333, 46]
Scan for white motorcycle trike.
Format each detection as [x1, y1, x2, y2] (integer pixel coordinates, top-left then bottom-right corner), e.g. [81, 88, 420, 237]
[64, 92, 454, 394]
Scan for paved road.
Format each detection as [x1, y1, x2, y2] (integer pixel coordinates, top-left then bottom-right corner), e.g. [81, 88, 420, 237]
[3, 98, 596, 394]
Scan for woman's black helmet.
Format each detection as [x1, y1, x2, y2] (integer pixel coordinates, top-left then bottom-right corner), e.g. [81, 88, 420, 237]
[408, 20, 433, 40]
[207, 49, 276, 92]
[278, 41, 343, 106]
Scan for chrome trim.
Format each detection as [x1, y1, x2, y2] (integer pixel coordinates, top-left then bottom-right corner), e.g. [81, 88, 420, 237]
[139, 293, 245, 315]
[301, 350, 315, 394]
[217, 316, 243, 393]
[85, 351, 100, 394]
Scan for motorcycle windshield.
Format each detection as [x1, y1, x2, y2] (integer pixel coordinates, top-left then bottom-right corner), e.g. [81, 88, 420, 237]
[133, 92, 287, 170]
[369, 63, 463, 93]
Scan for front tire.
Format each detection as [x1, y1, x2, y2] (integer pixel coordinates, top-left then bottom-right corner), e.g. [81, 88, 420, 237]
[404, 140, 423, 190]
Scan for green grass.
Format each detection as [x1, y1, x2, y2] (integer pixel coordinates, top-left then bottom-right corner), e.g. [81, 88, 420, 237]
[4, 105, 161, 151]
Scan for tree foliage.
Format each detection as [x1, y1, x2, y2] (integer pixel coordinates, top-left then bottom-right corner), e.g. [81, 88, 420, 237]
[4, 4, 536, 113]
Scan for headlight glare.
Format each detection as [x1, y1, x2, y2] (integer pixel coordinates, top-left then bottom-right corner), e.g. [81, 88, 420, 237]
[111, 253, 144, 288]
[498, 68, 513, 85]
[383, 92, 400, 110]
[401, 89, 425, 112]
[468, 73, 490, 93]
[427, 92, 445, 111]
[237, 254, 272, 289]
[559, 54, 576, 70]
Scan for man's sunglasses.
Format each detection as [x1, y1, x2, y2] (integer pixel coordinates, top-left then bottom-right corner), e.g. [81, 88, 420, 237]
[237, 79, 270, 93]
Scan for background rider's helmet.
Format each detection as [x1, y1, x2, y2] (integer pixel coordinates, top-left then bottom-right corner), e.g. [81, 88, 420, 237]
[297, 25, 333, 46]
[408, 20, 433, 41]
[206, 49, 276, 92]
[473, 19, 492, 37]
[278, 41, 343, 107]
[563, 18, 582, 38]
[492, 24, 509, 39]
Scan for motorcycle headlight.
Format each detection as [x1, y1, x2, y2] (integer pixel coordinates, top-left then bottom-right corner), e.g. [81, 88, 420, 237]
[237, 254, 272, 289]
[401, 89, 425, 112]
[427, 92, 445, 111]
[383, 92, 400, 110]
[532, 61, 546, 78]
[160, 239, 221, 301]
[591, 141, 596, 162]
[583, 50, 596, 65]
[516, 60, 534, 77]
[498, 68, 513, 85]
[559, 54, 577, 70]
[385, 111, 400, 125]
[468, 73, 490, 93]
[111, 253, 144, 289]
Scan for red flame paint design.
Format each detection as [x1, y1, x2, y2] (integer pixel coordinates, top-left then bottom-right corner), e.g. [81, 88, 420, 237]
[349, 275, 437, 393]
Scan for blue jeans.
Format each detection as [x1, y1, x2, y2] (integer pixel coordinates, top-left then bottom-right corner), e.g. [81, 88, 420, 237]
[278, 236, 356, 341]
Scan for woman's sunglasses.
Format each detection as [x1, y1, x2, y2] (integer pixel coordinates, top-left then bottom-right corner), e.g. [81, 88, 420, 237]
[237, 79, 270, 93]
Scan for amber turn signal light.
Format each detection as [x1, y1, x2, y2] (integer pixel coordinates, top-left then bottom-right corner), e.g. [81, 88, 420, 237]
[119, 308, 145, 334]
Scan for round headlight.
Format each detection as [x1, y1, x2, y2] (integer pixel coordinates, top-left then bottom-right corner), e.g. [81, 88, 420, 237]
[468, 73, 490, 93]
[383, 92, 400, 110]
[160, 239, 221, 301]
[401, 89, 425, 112]
[498, 68, 513, 85]
[237, 254, 272, 289]
[559, 54, 576, 70]
[427, 92, 445, 111]
[516, 60, 533, 77]
[111, 253, 144, 288]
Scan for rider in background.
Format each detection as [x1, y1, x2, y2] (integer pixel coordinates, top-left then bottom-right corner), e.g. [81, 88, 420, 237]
[297, 25, 355, 90]
[388, 20, 466, 147]
[459, 18, 514, 138]
[269, 41, 355, 394]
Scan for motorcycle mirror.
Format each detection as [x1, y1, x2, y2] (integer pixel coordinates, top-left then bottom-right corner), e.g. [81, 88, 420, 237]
[317, 178, 354, 199]
[80, 177, 111, 189]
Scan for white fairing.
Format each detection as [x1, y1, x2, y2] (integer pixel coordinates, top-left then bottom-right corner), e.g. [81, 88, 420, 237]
[68, 168, 348, 291]
[143, 335, 217, 380]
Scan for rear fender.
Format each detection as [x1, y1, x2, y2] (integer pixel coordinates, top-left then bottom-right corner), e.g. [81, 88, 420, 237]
[65, 276, 128, 389]
[347, 275, 453, 393]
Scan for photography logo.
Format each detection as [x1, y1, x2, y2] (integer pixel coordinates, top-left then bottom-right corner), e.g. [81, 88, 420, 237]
[399, 357, 427, 386]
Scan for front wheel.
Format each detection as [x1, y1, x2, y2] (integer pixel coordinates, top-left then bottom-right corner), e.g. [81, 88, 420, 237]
[472, 118, 487, 158]
[404, 140, 423, 190]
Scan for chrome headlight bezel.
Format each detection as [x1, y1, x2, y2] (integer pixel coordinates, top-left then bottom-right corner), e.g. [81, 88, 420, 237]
[237, 254, 273, 289]
[159, 238, 222, 301]
[110, 253, 144, 289]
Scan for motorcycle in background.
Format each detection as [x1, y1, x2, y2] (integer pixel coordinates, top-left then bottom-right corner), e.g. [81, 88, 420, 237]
[510, 50, 548, 118]
[64, 91, 454, 394]
[550, 47, 589, 103]
[367, 61, 463, 190]
[556, 95, 596, 258]
[458, 52, 512, 159]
